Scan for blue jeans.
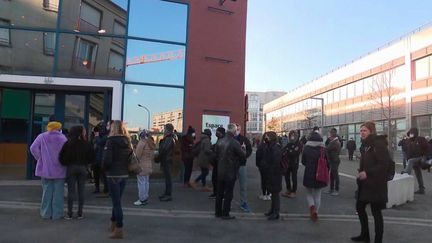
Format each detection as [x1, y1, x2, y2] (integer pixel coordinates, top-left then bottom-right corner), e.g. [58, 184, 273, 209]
[40, 178, 65, 220]
[108, 178, 127, 228]
[238, 166, 247, 204]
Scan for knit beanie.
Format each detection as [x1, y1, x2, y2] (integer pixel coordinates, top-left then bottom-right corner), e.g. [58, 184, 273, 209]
[186, 126, 195, 135]
[47, 121, 62, 132]
[216, 126, 226, 135]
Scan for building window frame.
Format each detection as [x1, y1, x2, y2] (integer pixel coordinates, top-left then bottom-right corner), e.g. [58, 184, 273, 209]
[43, 32, 56, 56]
[43, 0, 59, 12]
[72, 37, 98, 73]
[78, 1, 103, 33]
[0, 19, 11, 47]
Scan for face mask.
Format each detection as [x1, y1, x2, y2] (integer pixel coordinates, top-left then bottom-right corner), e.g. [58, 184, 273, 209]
[192, 133, 196, 137]
[409, 133, 414, 138]
[290, 136, 295, 140]
[235, 130, 240, 136]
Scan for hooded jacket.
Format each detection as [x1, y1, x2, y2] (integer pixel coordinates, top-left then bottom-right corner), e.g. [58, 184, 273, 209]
[358, 134, 389, 204]
[102, 136, 132, 178]
[301, 132, 328, 188]
[135, 138, 156, 176]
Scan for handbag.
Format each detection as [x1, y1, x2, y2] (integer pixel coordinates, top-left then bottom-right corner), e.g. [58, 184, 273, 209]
[316, 148, 329, 183]
[128, 144, 143, 175]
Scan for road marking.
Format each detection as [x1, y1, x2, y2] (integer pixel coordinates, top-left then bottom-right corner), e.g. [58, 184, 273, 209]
[0, 200, 431, 227]
[339, 172, 357, 179]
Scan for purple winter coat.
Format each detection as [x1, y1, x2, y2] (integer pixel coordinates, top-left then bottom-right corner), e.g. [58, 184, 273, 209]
[30, 131, 67, 179]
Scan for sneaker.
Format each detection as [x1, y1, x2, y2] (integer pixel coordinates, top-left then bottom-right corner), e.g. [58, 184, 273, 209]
[64, 215, 72, 220]
[77, 214, 84, 220]
[240, 202, 251, 213]
[331, 191, 339, 196]
[323, 189, 333, 194]
[208, 193, 217, 199]
[264, 195, 272, 201]
[258, 195, 266, 200]
[133, 199, 148, 206]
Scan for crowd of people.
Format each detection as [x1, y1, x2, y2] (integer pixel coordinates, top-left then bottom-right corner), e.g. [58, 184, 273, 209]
[29, 115, 432, 242]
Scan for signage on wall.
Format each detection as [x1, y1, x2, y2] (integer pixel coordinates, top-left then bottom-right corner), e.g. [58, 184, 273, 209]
[202, 114, 230, 144]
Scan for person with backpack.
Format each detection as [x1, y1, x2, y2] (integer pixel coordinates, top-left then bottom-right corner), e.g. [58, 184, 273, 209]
[401, 127, 429, 194]
[351, 121, 391, 243]
[191, 129, 213, 191]
[256, 132, 271, 201]
[301, 129, 328, 222]
[59, 126, 95, 220]
[281, 130, 302, 198]
[261, 131, 283, 220]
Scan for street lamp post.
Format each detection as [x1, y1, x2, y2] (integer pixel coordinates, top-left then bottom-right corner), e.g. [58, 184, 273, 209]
[137, 104, 151, 130]
[310, 97, 324, 130]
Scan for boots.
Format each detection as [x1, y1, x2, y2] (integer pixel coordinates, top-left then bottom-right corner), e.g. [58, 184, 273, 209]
[109, 227, 124, 239]
[109, 221, 116, 232]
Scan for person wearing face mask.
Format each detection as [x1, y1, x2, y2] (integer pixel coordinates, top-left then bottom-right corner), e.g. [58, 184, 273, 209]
[158, 123, 177, 201]
[234, 123, 253, 212]
[181, 126, 196, 187]
[281, 130, 302, 198]
[401, 127, 428, 194]
[209, 127, 226, 199]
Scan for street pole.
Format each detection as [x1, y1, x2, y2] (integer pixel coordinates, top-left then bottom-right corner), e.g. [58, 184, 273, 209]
[137, 104, 151, 130]
[311, 97, 324, 130]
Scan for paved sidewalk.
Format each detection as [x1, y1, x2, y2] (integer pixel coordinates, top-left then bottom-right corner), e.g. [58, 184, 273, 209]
[1, 153, 432, 242]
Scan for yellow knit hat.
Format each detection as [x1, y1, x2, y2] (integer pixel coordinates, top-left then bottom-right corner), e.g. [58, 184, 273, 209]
[47, 121, 62, 131]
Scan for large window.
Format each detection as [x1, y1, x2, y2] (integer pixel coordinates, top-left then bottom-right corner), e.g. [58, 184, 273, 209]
[128, 0, 187, 42]
[43, 32, 56, 55]
[108, 50, 124, 78]
[415, 55, 431, 80]
[43, 0, 59, 12]
[79, 2, 102, 32]
[75, 37, 98, 73]
[0, 19, 10, 46]
[126, 40, 185, 85]
[123, 84, 184, 132]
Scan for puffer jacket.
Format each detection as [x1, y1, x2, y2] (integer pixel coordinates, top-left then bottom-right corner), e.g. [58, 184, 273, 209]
[196, 135, 213, 168]
[135, 138, 156, 176]
[357, 134, 390, 204]
[102, 136, 132, 178]
[216, 135, 246, 181]
[302, 140, 328, 189]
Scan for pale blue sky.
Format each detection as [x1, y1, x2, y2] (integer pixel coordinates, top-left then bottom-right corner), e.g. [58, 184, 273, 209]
[245, 0, 432, 92]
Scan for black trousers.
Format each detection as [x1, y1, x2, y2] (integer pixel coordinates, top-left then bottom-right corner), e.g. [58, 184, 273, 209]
[268, 192, 280, 215]
[161, 162, 172, 196]
[212, 164, 218, 195]
[259, 169, 269, 195]
[284, 166, 298, 193]
[195, 167, 210, 186]
[67, 165, 87, 216]
[348, 150, 354, 160]
[330, 161, 340, 191]
[356, 200, 384, 243]
[92, 164, 108, 193]
[215, 179, 235, 216]
[183, 159, 193, 184]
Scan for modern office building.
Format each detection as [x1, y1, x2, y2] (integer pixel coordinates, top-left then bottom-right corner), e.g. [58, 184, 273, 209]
[0, 0, 247, 179]
[245, 91, 285, 137]
[264, 24, 432, 150]
[152, 109, 183, 133]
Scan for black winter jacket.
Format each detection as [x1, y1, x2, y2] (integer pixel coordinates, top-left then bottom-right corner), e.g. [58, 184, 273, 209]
[346, 140, 356, 152]
[263, 142, 283, 193]
[357, 134, 389, 204]
[102, 136, 132, 178]
[216, 135, 246, 181]
[234, 134, 252, 166]
[158, 134, 176, 164]
[302, 141, 328, 189]
[180, 135, 194, 161]
[59, 140, 95, 166]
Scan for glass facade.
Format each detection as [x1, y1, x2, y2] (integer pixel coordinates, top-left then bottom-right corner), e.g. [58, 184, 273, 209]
[0, 0, 188, 132]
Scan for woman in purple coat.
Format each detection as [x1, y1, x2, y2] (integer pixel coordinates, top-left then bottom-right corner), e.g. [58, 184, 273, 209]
[30, 120, 67, 220]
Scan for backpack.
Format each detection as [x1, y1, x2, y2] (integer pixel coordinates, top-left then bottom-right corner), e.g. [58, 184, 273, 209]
[316, 148, 329, 183]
